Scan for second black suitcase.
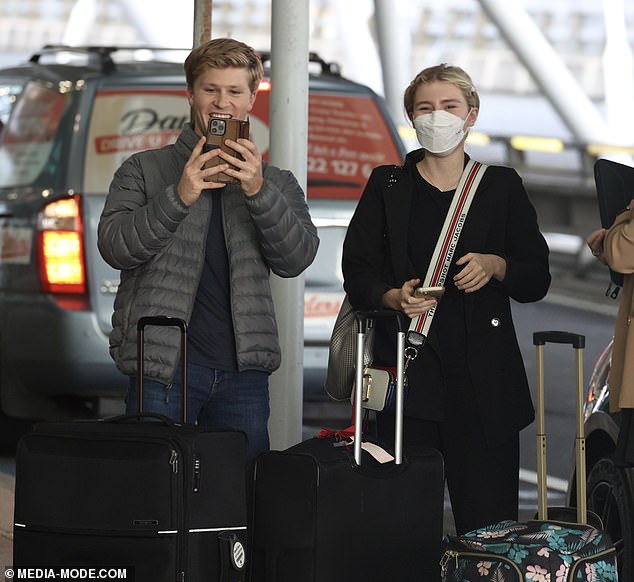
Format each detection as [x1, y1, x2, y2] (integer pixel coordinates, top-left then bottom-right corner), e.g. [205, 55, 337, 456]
[14, 316, 249, 582]
[248, 311, 445, 582]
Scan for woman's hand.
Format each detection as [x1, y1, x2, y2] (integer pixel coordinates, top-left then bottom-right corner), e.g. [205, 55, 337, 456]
[454, 253, 506, 293]
[382, 278, 438, 318]
[586, 228, 607, 264]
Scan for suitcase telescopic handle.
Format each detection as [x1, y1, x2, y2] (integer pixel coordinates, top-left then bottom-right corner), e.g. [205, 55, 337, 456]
[354, 310, 407, 466]
[137, 316, 188, 423]
[532, 330, 588, 524]
[355, 309, 407, 332]
[533, 330, 585, 349]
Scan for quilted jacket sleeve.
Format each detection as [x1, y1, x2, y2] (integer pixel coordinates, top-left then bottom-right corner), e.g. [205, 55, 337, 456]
[97, 153, 190, 270]
[243, 165, 319, 278]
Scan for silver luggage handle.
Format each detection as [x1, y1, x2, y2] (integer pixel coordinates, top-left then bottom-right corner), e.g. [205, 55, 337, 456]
[354, 310, 407, 466]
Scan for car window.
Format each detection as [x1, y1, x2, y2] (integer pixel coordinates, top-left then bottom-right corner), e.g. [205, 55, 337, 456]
[0, 80, 23, 127]
[83, 88, 189, 193]
[0, 81, 71, 188]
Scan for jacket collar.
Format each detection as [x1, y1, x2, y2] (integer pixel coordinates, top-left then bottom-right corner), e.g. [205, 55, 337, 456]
[175, 123, 200, 159]
[403, 148, 471, 173]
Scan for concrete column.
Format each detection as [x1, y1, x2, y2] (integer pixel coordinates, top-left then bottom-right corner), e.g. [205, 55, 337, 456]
[374, 0, 411, 126]
[268, 0, 310, 450]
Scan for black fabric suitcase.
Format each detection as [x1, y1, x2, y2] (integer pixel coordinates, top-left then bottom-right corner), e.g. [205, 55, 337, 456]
[248, 310, 445, 582]
[13, 316, 248, 582]
[440, 331, 619, 581]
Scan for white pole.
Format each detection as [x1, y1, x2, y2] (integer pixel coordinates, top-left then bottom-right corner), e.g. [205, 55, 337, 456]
[62, 0, 98, 46]
[478, 0, 613, 144]
[333, 0, 383, 96]
[602, 0, 634, 163]
[374, 0, 411, 127]
[268, 0, 310, 450]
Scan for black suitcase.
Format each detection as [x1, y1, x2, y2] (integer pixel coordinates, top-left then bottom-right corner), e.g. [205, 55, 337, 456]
[248, 310, 445, 582]
[13, 316, 248, 582]
[440, 331, 618, 581]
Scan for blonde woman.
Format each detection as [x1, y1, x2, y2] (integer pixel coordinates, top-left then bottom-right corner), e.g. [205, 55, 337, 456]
[342, 64, 551, 533]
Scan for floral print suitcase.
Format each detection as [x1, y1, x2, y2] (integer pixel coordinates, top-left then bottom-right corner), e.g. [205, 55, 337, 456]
[440, 519, 618, 581]
[441, 332, 620, 581]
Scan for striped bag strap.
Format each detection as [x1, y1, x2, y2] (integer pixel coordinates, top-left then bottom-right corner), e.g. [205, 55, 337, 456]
[407, 159, 488, 347]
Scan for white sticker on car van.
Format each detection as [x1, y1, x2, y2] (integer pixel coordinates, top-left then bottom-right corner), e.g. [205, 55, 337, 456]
[0, 226, 32, 264]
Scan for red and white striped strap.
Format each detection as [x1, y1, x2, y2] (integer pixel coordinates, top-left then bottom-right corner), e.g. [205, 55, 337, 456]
[407, 160, 488, 347]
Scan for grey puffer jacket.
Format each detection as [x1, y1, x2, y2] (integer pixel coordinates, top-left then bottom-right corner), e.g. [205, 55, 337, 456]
[98, 124, 319, 385]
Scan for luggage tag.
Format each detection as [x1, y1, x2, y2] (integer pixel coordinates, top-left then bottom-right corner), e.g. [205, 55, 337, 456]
[350, 436, 394, 464]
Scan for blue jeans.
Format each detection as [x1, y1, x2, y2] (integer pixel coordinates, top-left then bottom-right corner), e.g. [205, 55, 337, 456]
[127, 363, 270, 461]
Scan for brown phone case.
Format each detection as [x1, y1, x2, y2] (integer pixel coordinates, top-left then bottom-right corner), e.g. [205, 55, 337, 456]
[203, 114, 250, 183]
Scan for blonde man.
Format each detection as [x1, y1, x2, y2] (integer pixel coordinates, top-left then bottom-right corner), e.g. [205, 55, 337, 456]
[98, 38, 319, 461]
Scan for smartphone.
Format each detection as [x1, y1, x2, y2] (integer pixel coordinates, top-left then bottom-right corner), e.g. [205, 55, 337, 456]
[414, 286, 445, 301]
[203, 114, 250, 183]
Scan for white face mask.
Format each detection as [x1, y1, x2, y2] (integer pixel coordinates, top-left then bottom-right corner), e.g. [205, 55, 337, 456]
[413, 109, 471, 156]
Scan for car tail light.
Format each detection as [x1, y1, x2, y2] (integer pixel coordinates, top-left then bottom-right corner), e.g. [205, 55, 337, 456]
[37, 195, 89, 308]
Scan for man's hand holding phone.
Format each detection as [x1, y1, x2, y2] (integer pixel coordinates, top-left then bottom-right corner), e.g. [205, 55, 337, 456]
[214, 136, 264, 196]
[177, 136, 231, 206]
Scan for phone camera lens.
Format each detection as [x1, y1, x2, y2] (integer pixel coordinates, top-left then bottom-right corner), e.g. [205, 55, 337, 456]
[210, 119, 226, 134]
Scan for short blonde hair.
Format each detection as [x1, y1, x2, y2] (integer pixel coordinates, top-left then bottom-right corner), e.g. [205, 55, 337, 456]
[184, 38, 264, 93]
[403, 63, 480, 122]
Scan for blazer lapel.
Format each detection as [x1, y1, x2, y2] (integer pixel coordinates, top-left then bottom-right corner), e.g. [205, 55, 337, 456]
[384, 170, 415, 281]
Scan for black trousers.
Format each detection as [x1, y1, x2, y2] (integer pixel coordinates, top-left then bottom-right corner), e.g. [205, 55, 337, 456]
[376, 412, 519, 535]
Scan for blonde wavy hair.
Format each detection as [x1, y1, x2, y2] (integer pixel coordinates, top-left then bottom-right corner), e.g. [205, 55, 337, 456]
[184, 38, 264, 93]
[403, 63, 480, 123]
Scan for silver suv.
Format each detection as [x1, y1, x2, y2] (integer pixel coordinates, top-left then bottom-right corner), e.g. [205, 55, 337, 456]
[0, 46, 405, 429]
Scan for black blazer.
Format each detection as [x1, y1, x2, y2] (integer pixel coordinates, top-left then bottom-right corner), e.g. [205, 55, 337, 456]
[342, 150, 551, 446]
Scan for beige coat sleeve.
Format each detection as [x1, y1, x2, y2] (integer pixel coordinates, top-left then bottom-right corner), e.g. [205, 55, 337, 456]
[604, 199, 634, 273]
[604, 198, 634, 411]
